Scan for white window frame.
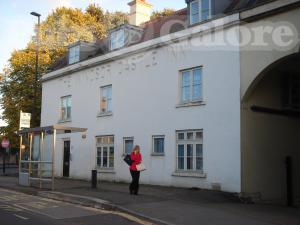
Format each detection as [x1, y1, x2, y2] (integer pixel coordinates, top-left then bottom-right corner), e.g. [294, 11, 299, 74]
[100, 85, 112, 114]
[179, 67, 203, 104]
[123, 137, 134, 155]
[152, 135, 165, 155]
[110, 29, 125, 51]
[60, 95, 72, 121]
[96, 136, 114, 169]
[176, 130, 203, 172]
[69, 45, 80, 64]
[190, 0, 211, 25]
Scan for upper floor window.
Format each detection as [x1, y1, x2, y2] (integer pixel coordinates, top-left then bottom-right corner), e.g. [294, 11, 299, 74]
[180, 67, 203, 103]
[190, 0, 211, 25]
[69, 45, 80, 64]
[60, 96, 71, 121]
[100, 85, 112, 114]
[110, 29, 125, 51]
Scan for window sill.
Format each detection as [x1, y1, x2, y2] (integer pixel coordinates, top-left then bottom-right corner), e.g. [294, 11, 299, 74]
[176, 101, 206, 108]
[58, 119, 72, 124]
[151, 153, 165, 157]
[97, 112, 113, 118]
[172, 171, 206, 178]
[96, 168, 116, 174]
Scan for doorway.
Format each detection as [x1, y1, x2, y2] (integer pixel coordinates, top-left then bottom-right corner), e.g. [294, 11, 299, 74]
[63, 140, 70, 177]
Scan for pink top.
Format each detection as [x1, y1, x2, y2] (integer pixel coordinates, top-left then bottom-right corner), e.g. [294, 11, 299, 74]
[130, 152, 142, 171]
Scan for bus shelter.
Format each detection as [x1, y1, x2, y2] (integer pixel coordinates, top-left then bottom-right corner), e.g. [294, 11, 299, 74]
[18, 125, 87, 190]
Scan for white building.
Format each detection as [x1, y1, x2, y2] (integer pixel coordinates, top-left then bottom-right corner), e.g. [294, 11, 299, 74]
[41, 0, 300, 205]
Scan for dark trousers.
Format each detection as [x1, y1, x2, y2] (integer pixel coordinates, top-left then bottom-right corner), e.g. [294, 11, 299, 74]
[129, 170, 140, 194]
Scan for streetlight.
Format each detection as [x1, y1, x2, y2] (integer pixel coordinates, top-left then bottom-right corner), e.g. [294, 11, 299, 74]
[30, 11, 41, 128]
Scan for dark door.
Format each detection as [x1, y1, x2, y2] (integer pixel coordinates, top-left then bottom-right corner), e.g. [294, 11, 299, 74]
[63, 140, 70, 177]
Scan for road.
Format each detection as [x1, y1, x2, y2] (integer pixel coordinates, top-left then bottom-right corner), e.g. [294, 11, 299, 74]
[0, 188, 154, 225]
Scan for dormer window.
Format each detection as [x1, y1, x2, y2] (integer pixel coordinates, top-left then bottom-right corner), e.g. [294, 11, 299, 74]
[189, 0, 211, 25]
[110, 29, 125, 51]
[69, 45, 80, 64]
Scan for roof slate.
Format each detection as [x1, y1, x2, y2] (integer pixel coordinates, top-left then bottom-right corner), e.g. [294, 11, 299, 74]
[49, 0, 278, 72]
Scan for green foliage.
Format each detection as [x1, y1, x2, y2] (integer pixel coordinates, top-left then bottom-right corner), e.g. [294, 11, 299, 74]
[0, 4, 128, 148]
[151, 8, 176, 20]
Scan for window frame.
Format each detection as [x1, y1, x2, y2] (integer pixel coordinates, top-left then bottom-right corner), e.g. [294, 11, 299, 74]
[179, 67, 203, 104]
[176, 130, 203, 173]
[68, 45, 80, 64]
[96, 135, 114, 170]
[110, 28, 125, 51]
[123, 137, 134, 155]
[100, 85, 112, 114]
[60, 95, 72, 122]
[189, 0, 211, 25]
[152, 135, 165, 156]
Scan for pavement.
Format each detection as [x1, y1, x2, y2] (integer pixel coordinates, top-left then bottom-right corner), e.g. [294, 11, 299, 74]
[0, 175, 300, 225]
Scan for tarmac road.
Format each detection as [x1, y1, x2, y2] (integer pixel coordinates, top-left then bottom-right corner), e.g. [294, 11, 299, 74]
[0, 188, 155, 225]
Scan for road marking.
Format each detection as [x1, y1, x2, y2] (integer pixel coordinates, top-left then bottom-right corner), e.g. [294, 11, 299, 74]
[0, 204, 23, 212]
[14, 214, 29, 220]
[112, 211, 156, 225]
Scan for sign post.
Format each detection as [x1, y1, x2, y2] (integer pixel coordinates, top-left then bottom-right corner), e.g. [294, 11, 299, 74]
[1, 138, 10, 174]
[19, 111, 31, 130]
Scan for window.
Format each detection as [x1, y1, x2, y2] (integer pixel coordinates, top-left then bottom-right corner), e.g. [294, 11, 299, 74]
[123, 137, 134, 155]
[152, 136, 165, 155]
[176, 130, 203, 172]
[60, 96, 71, 121]
[190, 0, 211, 25]
[110, 29, 125, 50]
[282, 74, 300, 110]
[96, 136, 114, 169]
[180, 67, 203, 103]
[69, 45, 80, 64]
[100, 85, 112, 113]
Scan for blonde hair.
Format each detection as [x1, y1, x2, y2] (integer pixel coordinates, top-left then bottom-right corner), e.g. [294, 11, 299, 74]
[132, 145, 140, 153]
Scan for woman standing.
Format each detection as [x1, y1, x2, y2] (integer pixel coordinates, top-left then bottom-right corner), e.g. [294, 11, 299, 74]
[129, 145, 142, 195]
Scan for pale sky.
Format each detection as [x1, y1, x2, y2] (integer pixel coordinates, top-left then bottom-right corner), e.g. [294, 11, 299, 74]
[0, 0, 186, 126]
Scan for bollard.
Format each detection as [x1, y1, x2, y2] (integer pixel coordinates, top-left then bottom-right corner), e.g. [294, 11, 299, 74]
[91, 169, 97, 188]
[286, 156, 293, 207]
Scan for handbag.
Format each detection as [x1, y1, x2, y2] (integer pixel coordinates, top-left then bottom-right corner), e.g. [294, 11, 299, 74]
[123, 154, 132, 166]
[136, 163, 146, 171]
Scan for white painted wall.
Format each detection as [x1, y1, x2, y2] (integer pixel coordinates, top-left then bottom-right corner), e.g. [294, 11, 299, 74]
[41, 26, 241, 193]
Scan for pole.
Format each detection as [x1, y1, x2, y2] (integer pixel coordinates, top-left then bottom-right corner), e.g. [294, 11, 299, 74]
[2, 149, 5, 175]
[32, 14, 40, 128]
[29, 133, 33, 186]
[40, 131, 44, 189]
[19, 135, 23, 176]
[286, 156, 293, 207]
[51, 129, 56, 191]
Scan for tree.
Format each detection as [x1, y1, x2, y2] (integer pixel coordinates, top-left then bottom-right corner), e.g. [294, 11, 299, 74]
[151, 8, 176, 20]
[0, 4, 129, 148]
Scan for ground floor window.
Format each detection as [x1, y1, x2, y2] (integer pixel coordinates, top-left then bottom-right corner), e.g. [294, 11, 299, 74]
[96, 136, 114, 169]
[176, 130, 203, 172]
[123, 137, 134, 155]
[152, 135, 165, 155]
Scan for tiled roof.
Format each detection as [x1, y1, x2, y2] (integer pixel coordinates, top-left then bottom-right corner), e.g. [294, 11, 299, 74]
[49, 0, 279, 72]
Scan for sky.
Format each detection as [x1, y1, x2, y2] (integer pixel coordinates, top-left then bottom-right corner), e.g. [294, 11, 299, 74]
[0, 0, 186, 126]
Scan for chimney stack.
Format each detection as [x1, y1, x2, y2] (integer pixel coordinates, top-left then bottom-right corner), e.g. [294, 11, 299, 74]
[128, 0, 153, 26]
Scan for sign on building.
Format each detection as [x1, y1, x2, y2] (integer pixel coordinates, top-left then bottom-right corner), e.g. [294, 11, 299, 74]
[19, 111, 31, 129]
